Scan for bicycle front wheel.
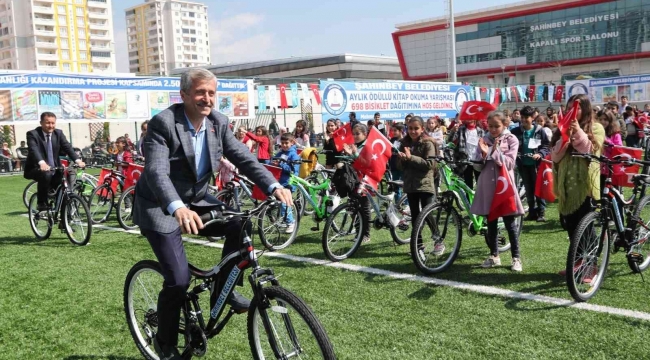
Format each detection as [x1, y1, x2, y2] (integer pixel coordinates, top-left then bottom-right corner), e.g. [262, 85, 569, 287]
[64, 193, 92, 246]
[322, 202, 364, 262]
[23, 180, 37, 209]
[258, 202, 300, 251]
[629, 195, 650, 273]
[28, 193, 52, 240]
[117, 185, 137, 231]
[88, 184, 114, 224]
[410, 202, 462, 274]
[248, 286, 335, 360]
[566, 211, 610, 302]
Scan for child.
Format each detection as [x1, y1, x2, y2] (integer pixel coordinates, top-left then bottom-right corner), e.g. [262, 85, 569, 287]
[247, 126, 272, 164]
[471, 111, 525, 271]
[597, 109, 621, 198]
[551, 94, 605, 277]
[511, 106, 550, 222]
[293, 120, 310, 149]
[451, 118, 484, 188]
[342, 124, 371, 243]
[389, 122, 405, 201]
[273, 133, 301, 233]
[397, 116, 438, 256]
[322, 119, 340, 169]
[114, 136, 133, 174]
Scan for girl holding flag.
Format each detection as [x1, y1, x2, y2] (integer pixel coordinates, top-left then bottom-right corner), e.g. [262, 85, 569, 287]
[342, 124, 371, 244]
[470, 111, 525, 271]
[551, 94, 604, 250]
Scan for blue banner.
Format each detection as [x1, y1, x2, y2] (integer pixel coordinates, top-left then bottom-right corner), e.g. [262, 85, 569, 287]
[290, 83, 299, 107]
[257, 85, 266, 110]
[0, 72, 181, 90]
[320, 80, 471, 121]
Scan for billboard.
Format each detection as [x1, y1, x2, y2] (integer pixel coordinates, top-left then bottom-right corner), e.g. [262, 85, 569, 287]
[567, 74, 650, 104]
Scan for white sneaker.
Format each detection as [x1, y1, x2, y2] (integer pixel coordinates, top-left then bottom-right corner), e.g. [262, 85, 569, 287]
[511, 257, 523, 272]
[433, 242, 445, 256]
[284, 223, 295, 234]
[481, 256, 501, 268]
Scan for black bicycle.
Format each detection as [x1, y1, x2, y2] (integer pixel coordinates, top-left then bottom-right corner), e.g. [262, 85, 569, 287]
[566, 153, 650, 302]
[27, 165, 93, 246]
[124, 198, 336, 359]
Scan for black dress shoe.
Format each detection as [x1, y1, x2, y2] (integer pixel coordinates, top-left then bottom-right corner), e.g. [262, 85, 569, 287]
[227, 290, 251, 313]
[37, 203, 49, 212]
[153, 336, 182, 360]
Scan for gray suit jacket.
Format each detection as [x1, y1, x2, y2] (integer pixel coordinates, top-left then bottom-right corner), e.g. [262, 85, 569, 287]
[133, 103, 277, 233]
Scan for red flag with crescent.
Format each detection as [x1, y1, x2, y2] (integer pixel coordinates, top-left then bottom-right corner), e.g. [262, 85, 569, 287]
[557, 100, 580, 145]
[332, 123, 354, 152]
[488, 164, 518, 222]
[309, 84, 321, 105]
[610, 146, 642, 187]
[458, 101, 496, 121]
[278, 83, 289, 109]
[124, 163, 144, 189]
[527, 85, 536, 103]
[534, 156, 555, 202]
[352, 127, 391, 190]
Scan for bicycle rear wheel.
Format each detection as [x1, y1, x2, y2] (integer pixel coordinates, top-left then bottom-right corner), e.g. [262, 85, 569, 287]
[410, 202, 462, 274]
[28, 193, 52, 240]
[64, 193, 92, 246]
[88, 184, 114, 224]
[117, 185, 137, 231]
[322, 202, 364, 262]
[258, 202, 300, 251]
[566, 211, 610, 302]
[247, 286, 335, 360]
[629, 195, 650, 273]
[23, 180, 37, 209]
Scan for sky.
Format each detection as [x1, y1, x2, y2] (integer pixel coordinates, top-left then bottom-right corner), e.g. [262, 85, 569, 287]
[110, 0, 522, 73]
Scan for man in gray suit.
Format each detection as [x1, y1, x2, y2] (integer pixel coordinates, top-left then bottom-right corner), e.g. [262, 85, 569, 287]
[133, 68, 292, 359]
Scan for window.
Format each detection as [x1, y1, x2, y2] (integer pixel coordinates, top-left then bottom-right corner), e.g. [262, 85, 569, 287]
[78, 39, 86, 48]
[58, 5, 66, 12]
[77, 17, 84, 26]
[63, 63, 70, 71]
[177, 46, 181, 50]
[177, 55, 181, 60]
[60, 38, 68, 47]
[78, 28, 85, 37]
[76, 7, 84, 16]
[79, 51, 86, 60]
[58, 15, 67, 24]
[59, 27, 67, 36]
[76, 0, 83, 4]
[61, 50, 69, 59]
[176, 29, 180, 33]
[80, 63, 88, 72]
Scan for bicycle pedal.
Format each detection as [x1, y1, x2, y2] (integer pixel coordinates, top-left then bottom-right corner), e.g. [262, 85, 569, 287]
[629, 252, 644, 263]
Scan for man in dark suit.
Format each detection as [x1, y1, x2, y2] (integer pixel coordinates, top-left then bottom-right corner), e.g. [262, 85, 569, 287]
[133, 68, 293, 360]
[24, 112, 85, 211]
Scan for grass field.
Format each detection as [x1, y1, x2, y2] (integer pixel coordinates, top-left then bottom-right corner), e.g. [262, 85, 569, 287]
[2, 172, 650, 360]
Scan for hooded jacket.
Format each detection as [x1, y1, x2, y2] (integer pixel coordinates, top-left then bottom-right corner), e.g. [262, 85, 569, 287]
[396, 135, 438, 194]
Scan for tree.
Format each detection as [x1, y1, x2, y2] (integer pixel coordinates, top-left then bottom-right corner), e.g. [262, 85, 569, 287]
[2, 125, 12, 147]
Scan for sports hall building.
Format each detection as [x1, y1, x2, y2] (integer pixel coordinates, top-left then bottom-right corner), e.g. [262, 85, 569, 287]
[393, 0, 650, 86]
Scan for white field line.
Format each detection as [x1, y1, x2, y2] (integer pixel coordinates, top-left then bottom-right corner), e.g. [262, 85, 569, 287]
[91, 224, 650, 321]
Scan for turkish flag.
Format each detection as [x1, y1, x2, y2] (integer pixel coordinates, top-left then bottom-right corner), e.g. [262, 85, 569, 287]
[352, 127, 391, 190]
[479, 87, 488, 101]
[124, 163, 144, 189]
[332, 123, 354, 152]
[610, 146, 642, 187]
[309, 84, 321, 105]
[488, 165, 518, 222]
[278, 83, 288, 109]
[534, 156, 555, 202]
[527, 86, 536, 102]
[492, 88, 502, 107]
[510, 87, 520, 102]
[554, 85, 564, 102]
[558, 100, 580, 144]
[458, 101, 496, 121]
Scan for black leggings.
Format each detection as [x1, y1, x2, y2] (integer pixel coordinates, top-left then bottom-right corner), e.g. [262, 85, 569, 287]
[462, 166, 481, 189]
[560, 197, 595, 241]
[486, 215, 520, 258]
[407, 192, 436, 242]
[358, 195, 372, 238]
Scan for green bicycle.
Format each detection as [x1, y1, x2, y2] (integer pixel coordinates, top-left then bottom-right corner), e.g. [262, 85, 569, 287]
[410, 155, 523, 274]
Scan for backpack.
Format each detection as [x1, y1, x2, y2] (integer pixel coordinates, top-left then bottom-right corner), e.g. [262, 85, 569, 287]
[332, 162, 360, 199]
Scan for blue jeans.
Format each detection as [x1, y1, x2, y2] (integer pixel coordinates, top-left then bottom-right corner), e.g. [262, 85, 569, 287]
[281, 185, 295, 224]
[391, 170, 403, 200]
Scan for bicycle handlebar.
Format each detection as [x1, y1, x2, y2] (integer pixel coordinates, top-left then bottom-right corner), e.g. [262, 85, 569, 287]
[199, 198, 279, 226]
[571, 152, 650, 167]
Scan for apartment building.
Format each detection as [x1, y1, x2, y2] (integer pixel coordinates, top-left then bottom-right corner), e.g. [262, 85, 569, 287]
[0, 0, 116, 73]
[125, 0, 211, 76]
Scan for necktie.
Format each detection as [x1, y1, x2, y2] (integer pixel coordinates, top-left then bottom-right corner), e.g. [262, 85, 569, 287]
[46, 134, 55, 167]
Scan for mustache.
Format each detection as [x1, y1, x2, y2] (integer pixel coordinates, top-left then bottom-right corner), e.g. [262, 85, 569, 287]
[196, 102, 213, 107]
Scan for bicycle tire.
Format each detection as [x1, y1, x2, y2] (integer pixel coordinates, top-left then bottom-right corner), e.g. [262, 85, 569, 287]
[23, 180, 37, 209]
[28, 193, 52, 240]
[117, 185, 138, 231]
[629, 195, 650, 273]
[64, 193, 93, 246]
[566, 211, 610, 302]
[124, 260, 167, 360]
[410, 202, 462, 274]
[389, 194, 411, 245]
[88, 184, 114, 224]
[293, 188, 307, 218]
[258, 202, 300, 251]
[322, 202, 364, 262]
[247, 286, 336, 360]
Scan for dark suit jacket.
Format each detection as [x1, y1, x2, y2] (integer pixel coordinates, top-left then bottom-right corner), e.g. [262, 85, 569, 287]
[133, 103, 277, 233]
[24, 127, 78, 180]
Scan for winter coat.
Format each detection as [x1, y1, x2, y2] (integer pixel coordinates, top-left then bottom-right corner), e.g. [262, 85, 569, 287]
[469, 132, 525, 216]
[510, 124, 550, 167]
[273, 146, 300, 187]
[397, 136, 438, 194]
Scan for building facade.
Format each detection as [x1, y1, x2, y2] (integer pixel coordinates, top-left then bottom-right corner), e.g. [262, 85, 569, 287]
[393, 0, 650, 87]
[125, 0, 211, 76]
[0, 0, 116, 73]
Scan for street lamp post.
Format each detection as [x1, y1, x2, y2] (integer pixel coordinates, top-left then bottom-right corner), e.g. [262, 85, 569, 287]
[501, 64, 507, 86]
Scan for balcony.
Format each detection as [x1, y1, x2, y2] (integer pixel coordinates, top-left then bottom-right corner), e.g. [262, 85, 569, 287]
[38, 65, 59, 71]
[34, 29, 56, 37]
[34, 17, 56, 26]
[88, 11, 110, 19]
[33, 6, 54, 14]
[91, 56, 112, 63]
[89, 32, 110, 39]
[87, 0, 108, 7]
[90, 43, 111, 51]
[37, 52, 59, 61]
[36, 41, 58, 49]
[89, 22, 108, 30]
[36, 0, 54, 2]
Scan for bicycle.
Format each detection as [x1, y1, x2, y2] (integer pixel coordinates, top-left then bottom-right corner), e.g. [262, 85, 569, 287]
[27, 164, 93, 246]
[321, 164, 410, 262]
[565, 153, 650, 302]
[124, 198, 336, 360]
[22, 159, 98, 208]
[87, 164, 128, 224]
[409, 155, 523, 274]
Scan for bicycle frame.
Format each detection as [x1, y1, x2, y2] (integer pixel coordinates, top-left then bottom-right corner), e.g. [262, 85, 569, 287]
[438, 162, 485, 231]
[361, 185, 396, 221]
[289, 175, 331, 219]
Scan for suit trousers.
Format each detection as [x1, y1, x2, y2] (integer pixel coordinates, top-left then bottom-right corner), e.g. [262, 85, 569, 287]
[142, 205, 246, 347]
[28, 169, 63, 205]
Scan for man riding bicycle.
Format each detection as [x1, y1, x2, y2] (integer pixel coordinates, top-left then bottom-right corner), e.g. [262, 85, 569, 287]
[132, 68, 293, 360]
[24, 112, 85, 211]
